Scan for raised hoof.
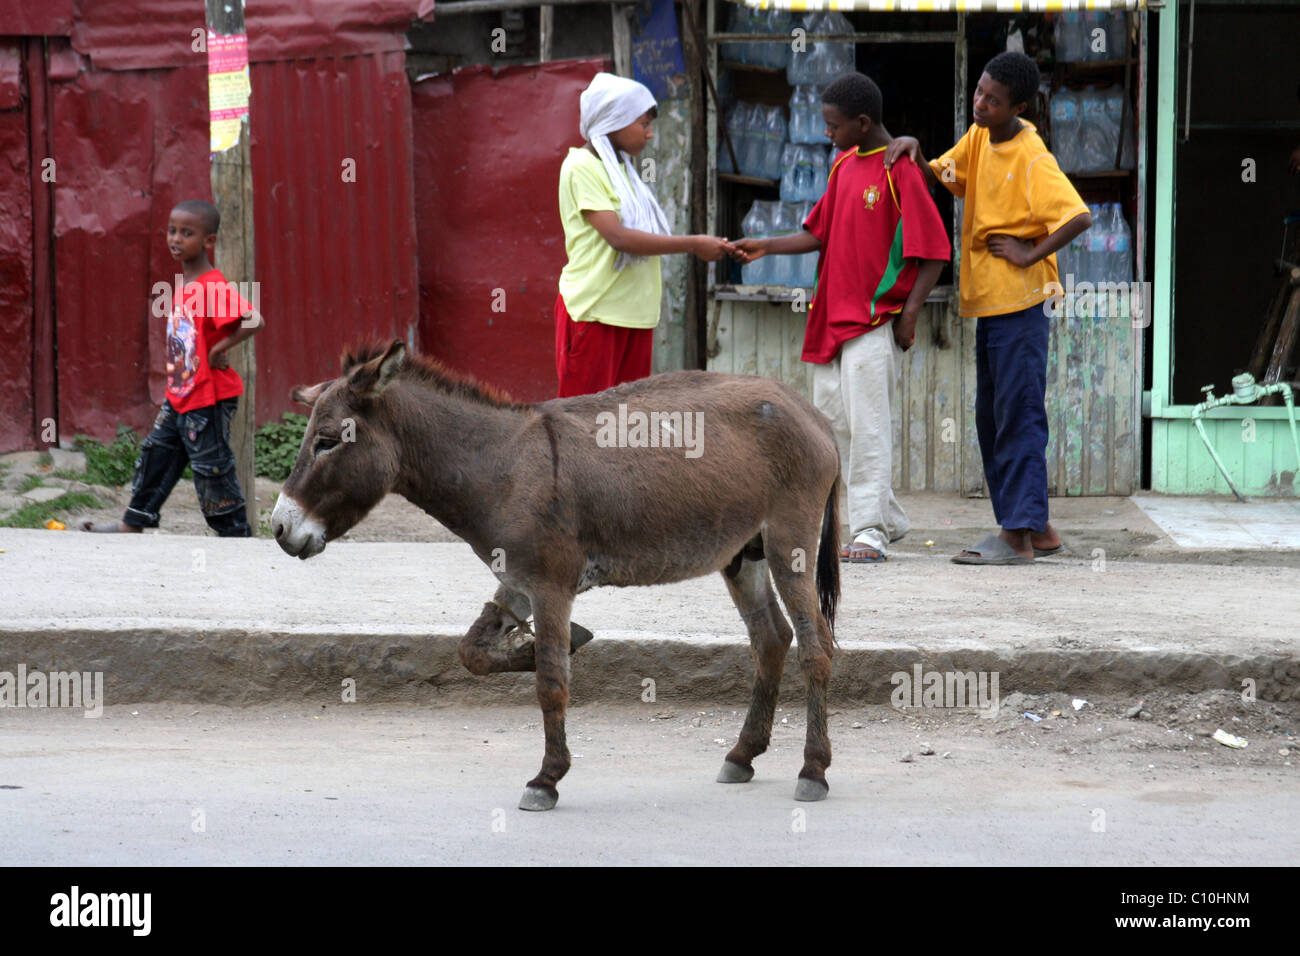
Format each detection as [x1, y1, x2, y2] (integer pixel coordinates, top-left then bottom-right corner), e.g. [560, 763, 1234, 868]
[716, 760, 755, 784]
[569, 622, 594, 653]
[518, 786, 558, 812]
[794, 777, 829, 802]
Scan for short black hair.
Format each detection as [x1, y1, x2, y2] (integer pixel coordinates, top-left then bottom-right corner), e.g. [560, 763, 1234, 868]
[172, 199, 220, 236]
[821, 73, 883, 125]
[983, 51, 1039, 109]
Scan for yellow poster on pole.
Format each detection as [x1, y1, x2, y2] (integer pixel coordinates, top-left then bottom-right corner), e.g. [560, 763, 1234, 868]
[209, 32, 250, 154]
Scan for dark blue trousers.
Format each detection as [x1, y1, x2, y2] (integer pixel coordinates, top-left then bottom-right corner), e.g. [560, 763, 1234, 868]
[975, 302, 1051, 532]
[124, 398, 251, 536]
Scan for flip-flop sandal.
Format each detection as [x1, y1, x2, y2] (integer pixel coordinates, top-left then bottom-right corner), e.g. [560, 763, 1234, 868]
[951, 533, 1033, 565]
[1033, 543, 1066, 558]
[840, 543, 886, 563]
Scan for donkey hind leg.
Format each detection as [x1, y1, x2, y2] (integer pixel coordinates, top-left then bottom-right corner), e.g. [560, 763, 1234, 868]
[764, 527, 834, 802]
[519, 589, 576, 812]
[458, 584, 595, 676]
[717, 553, 794, 784]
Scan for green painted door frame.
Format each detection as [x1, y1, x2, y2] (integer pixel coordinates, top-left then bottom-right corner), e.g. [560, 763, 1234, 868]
[1148, 1, 1300, 495]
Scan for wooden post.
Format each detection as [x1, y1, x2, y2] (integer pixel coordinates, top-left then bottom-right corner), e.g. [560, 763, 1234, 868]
[539, 5, 554, 62]
[611, 3, 633, 76]
[206, 0, 257, 533]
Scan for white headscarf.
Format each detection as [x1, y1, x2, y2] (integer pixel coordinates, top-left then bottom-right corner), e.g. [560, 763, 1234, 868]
[579, 72, 671, 271]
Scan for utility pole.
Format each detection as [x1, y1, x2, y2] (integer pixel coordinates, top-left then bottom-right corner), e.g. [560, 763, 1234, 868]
[205, 0, 257, 532]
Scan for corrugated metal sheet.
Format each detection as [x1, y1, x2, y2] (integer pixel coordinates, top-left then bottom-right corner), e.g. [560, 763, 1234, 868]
[412, 57, 607, 403]
[63, 0, 430, 71]
[0, 43, 34, 451]
[0, 1, 76, 36]
[250, 51, 420, 420]
[49, 56, 212, 441]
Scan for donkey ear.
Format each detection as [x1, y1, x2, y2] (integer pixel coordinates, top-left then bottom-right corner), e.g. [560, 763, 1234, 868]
[291, 381, 330, 407]
[348, 339, 406, 397]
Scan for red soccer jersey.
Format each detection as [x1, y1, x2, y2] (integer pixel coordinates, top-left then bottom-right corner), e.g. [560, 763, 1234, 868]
[164, 269, 252, 414]
[802, 147, 951, 364]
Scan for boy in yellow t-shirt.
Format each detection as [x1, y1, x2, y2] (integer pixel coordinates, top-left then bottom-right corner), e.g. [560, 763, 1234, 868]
[886, 51, 1092, 565]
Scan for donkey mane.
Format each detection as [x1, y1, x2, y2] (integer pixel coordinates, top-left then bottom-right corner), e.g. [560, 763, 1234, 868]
[340, 342, 529, 411]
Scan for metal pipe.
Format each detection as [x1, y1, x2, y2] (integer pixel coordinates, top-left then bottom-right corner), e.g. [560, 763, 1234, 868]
[1191, 374, 1300, 502]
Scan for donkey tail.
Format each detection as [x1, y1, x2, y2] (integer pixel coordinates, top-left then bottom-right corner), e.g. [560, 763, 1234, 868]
[816, 474, 841, 643]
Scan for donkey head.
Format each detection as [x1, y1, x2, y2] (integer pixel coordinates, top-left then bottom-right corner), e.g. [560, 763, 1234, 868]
[271, 340, 408, 559]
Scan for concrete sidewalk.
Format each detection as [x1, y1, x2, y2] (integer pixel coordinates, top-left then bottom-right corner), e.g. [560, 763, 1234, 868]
[2, 490, 1297, 706]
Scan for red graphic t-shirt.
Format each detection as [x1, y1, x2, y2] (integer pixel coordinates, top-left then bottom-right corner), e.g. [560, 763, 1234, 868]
[165, 269, 252, 414]
[802, 148, 951, 364]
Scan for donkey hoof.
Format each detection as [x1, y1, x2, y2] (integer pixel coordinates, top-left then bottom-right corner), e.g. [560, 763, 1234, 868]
[569, 622, 595, 653]
[716, 760, 755, 784]
[793, 777, 829, 802]
[518, 785, 558, 812]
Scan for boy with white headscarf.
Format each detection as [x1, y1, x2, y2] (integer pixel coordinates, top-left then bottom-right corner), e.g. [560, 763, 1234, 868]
[556, 72, 731, 397]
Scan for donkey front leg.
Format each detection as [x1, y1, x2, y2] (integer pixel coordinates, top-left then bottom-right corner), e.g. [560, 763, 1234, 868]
[459, 583, 597, 676]
[519, 589, 576, 812]
[458, 584, 536, 675]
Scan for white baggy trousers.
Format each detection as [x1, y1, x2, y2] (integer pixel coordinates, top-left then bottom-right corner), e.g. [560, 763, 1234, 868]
[811, 326, 909, 555]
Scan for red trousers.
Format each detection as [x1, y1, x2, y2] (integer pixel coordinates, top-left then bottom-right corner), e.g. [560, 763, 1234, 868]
[554, 293, 653, 398]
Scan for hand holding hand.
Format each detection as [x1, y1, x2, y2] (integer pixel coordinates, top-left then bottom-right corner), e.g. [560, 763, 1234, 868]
[692, 235, 732, 262]
[987, 234, 1037, 269]
[728, 237, 766, 265]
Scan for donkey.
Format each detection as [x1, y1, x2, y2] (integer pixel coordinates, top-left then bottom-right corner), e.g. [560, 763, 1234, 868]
[271, 341, 841, 811]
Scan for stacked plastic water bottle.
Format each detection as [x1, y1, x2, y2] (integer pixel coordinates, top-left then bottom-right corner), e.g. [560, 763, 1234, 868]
[741, 199, 824, 288]
[787, 86, 825, 144]
[1051, 85, 1134, 173]
[722, 7, 793, 68]
[787, 12, 855, 87]
[720, 102, 788, 180]
[1057, 203, 1133, 318]
[780, 144, 829, 203]
[1055, 10, 1129, 62]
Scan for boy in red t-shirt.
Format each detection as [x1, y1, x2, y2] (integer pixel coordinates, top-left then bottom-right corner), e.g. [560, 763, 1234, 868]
[732, 73, 950, 562]
[81, 199, 265, 535]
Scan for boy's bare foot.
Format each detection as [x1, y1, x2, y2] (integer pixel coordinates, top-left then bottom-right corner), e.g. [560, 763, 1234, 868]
[1029, 522, 1061, 552]
[78, 519, 142, 533]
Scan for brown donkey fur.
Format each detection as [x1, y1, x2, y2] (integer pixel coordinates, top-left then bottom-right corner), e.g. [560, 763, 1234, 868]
[272, 340, 841, 810]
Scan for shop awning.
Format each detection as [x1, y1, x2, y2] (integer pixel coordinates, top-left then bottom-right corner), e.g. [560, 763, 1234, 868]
[735, 1, 1147, 11]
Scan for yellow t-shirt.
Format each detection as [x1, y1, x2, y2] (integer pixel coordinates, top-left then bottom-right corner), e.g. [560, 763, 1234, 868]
[931, 122, 1089, 318]
[557, 147, 662, 329]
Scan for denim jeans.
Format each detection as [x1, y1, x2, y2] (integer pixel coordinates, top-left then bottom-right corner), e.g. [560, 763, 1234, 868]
[124, 398, 251, 536]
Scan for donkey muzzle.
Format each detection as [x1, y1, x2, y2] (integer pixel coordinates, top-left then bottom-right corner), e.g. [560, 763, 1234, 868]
[271, 493, 327, 559]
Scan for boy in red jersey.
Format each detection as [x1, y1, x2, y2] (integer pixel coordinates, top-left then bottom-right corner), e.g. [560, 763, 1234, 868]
[732, 73, 950, 563]
[81, 200, 264, 535]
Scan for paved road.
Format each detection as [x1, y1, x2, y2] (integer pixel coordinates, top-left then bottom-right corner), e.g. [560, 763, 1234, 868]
[1, 702, 1294, 865]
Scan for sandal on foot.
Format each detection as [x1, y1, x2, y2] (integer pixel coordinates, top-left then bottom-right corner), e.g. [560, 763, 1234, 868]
[840, 542, 886, 563]
[1033, 543, 1065, 558]
[951, 533, 1032, 565]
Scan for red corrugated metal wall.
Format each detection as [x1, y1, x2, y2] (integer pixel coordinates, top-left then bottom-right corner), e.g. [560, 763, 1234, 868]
[51, 56, 211, 441]
[0, 40, 35, 451]
[412, 57, 608, 403]
[249, 52, 418, 419]
[0, 0, 423, 450]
